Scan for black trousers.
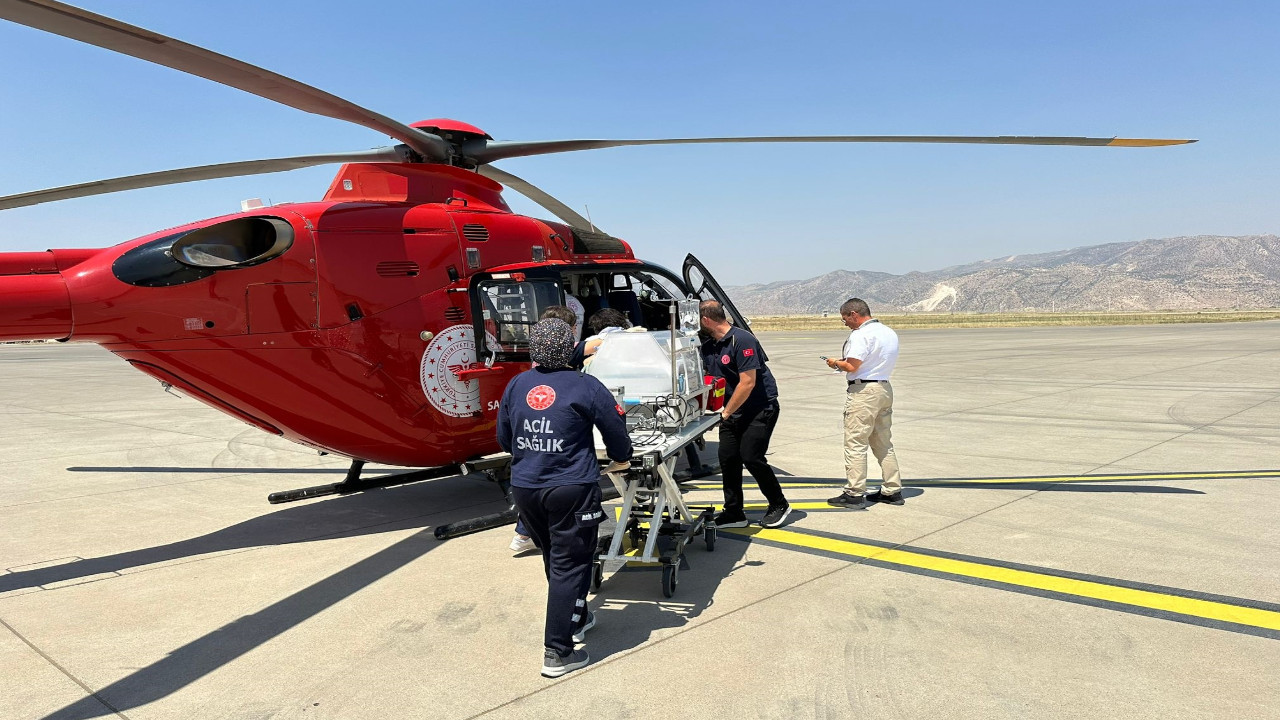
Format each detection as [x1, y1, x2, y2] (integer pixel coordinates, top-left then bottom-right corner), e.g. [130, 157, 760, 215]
[511, 482, 603, 655]
[718, 401, 786, 513]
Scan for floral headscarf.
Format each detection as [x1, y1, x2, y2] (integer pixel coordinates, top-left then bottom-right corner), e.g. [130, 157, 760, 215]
[529, 318, 574, 369]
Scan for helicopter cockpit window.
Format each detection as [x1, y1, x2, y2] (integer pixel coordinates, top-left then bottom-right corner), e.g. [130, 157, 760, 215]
[476, 277, 563, 356]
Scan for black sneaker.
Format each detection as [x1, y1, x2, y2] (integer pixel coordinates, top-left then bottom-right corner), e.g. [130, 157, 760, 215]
[713, 510, 749, 528]
[571, 610, 595, 643]
[542, 647, 590, 678]
[760, 503, 792, 528]
[869, 488, 904, 505]
[827, 491, 867, 509]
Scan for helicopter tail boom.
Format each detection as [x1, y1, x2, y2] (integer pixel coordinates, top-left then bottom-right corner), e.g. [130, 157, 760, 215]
[0, 249, 100, 342]
[0, 270, 72, 342]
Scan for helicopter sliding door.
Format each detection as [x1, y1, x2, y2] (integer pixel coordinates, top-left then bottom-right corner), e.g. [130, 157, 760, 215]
[682, 254, 751, 330]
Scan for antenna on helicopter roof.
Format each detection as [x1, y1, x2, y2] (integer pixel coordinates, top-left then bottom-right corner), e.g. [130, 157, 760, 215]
[584, 205, 596, 232]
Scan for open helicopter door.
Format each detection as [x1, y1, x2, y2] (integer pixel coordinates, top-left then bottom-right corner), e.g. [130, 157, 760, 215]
[682, 254, 751, 331]
[469, 267, 566, 364]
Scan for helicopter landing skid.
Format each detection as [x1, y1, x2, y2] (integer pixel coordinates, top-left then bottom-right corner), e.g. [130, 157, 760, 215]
[433, 454, 518, 540]
[267, 459, 464, 504]
[433, 476, 624, 541]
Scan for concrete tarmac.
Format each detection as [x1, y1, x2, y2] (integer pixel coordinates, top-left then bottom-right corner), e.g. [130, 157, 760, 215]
[2, 322, 1278, 719]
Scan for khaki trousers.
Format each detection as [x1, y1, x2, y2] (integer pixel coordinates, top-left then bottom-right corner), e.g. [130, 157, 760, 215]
[843, 381, 902, 495]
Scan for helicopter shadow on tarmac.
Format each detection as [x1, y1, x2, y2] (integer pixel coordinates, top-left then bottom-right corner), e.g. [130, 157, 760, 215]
[22, 467, 1203, 719]
[3, 470, 509, 596]
[24, 470, 544, 720]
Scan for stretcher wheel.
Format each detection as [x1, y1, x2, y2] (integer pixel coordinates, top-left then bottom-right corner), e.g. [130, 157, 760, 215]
[661, 562, 678, 598]
[591, 561, 604, 593]
[704, 525, 716, 552]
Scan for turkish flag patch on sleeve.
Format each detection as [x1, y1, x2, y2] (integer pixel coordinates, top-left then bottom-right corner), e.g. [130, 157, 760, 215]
[743, 348, 755, 357]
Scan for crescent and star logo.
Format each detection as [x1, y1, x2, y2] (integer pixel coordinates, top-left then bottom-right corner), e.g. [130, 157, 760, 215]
[526, 385, 557, 410]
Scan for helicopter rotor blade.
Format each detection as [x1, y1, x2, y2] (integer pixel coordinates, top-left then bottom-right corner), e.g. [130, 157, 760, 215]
[476, 165, 597, 232]
[468, 135, 1197, 164]
[0, 147, 411, 210]
[0, 0, 450, 162]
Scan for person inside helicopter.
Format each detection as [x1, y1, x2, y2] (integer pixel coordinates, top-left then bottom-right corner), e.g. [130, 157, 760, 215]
[580, 308, 633, 366]
[565, 270, 681, 332]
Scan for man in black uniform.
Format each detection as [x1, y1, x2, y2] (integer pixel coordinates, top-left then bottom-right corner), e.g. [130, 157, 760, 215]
[699, 301, 791, 528]
[496, 318, 632, 678]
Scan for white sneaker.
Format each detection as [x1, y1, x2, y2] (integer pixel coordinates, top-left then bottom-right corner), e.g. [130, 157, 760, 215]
[509, 534, 536, 554]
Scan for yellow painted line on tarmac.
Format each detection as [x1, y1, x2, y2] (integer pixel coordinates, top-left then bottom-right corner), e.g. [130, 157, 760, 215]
[602, 494, 1280, 635]
[906, 470, 1280, 485]
[686, 469, 1280, 490]
[721, 526, 1280, 634]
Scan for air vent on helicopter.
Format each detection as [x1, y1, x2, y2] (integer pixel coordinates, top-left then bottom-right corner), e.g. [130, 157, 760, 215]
[376, 261, 420, 277]
[444, 307, 466, 321]
[571, 228, 626, 255]
[462, 224, 490, 242]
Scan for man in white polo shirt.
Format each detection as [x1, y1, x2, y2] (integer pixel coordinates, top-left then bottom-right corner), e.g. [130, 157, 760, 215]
[824, 298, 904, 509]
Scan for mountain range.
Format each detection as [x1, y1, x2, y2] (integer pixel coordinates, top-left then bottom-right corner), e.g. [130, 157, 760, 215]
[726, 235, 1280, 314]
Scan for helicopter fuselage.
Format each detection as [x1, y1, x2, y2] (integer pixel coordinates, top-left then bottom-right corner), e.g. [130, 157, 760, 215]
[0, 162, 669, 467]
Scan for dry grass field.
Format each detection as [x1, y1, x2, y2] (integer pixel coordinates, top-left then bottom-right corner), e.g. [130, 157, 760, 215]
[746, 309, 1280, 331]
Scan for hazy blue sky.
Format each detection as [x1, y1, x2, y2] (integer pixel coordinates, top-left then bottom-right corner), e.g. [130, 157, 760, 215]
[1, 1, 1276, 284]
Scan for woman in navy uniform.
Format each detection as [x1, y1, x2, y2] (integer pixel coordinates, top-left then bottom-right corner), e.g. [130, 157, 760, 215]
[496, 318, 632, 677]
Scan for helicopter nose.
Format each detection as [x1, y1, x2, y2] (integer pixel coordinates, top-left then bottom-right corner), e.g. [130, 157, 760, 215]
[0, 253, 74, 342]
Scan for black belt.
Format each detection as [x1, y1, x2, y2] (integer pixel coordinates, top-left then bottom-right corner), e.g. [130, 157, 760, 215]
[848, 379, 883, 385]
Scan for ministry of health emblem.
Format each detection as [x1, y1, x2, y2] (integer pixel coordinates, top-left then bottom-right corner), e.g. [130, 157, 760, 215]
[420, 323, 492, 418]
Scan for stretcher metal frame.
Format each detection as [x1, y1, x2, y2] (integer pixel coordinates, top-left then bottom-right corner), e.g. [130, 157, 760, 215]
[594, 411, 720, 598]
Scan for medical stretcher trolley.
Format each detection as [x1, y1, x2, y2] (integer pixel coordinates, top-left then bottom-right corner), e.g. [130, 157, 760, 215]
[594, 412, 720, 598]
[587, 299, 724, 598]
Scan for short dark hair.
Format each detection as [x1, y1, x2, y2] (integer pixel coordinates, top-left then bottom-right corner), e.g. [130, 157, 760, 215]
[540, 305, 577, 326]
[699, 300, 727, 323]
[840, 298, 871, 317]
[587, 308, 629, 336]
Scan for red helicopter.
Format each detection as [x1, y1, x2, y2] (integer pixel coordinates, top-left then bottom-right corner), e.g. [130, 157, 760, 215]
[0, 1, 1193, 506]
